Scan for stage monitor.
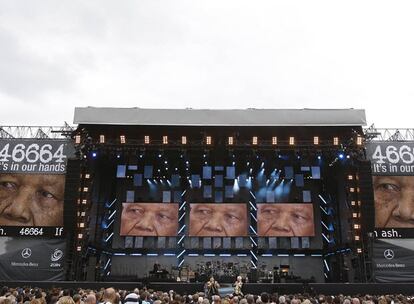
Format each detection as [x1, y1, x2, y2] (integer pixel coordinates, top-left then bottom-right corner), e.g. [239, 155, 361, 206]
[189, 203, 248, 237]
[0, 139, 73, 238]
[257, 203, 315, 237]
[120, 203, 179, 236]
[367, 141, 414, 238]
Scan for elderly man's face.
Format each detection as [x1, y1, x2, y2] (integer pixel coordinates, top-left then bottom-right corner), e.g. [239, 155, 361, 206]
[257, 204, 314, 236]
[374, 175, 414, 228]
[0, 173, 65, 226]
[120, 203, 178, 236]
[189, 203, 247, 236]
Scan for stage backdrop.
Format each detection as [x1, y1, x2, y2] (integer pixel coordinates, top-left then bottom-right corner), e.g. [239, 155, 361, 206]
[0, 138, 73, 281]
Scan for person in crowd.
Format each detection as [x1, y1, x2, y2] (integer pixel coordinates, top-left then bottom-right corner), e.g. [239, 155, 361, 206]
[84, 294, 96, 304]
[0, 173, 65, 226]
[373, 175, 414, 228]
[102, 288, 117, 304]
[120, 203, 178, 236]
[257, 203, 314, 236]
[189, 203, 247, 237]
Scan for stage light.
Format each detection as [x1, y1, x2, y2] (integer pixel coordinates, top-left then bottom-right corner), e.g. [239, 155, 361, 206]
[158, 154, 162, 158]
[333, 137, 339, 145]
[83, 187, 89, 192]
[92, 152, 97, 158]
[78, 233, 83, 239]
[120, 135, 126, 144]
[163, 136, 168, 144]
[353, 224, 360, 229]
[317, 155, 322, 160]
[252, 136, 258, 145]
[79, 223, 85, 228]
[206, 136, 212, 145]
[357, 248, 362, 253]
[349, 187, 355, 192]
[75, 135, 81, 144]
[338, 153, 344, 159]
[348, 175, 353, 180]
[99, 135, 105, 143]
[351, 200, 356, 206]
[289, 137, 295, 145]
[144, 135, 150, 144]
[355, 235, 360, 241]
[357, 135, 363, 145]
[82, 199, 87, 204]
[228, 136, 234, 145]
[181, 136, 187, 145]
[76, 246, 82, 252]
[272, 136, 277, 145]
[313, 136, 319, 145]
[85, 174, 90, 179]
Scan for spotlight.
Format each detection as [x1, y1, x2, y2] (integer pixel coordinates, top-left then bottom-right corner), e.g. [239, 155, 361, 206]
[181, 136, 187, 145]
[338, 153, 344, 159]
[272, 137, 277, 145]
[333, 137, 339, 145]
[92, 152, 97, 158]
[228, 137, 234, 145]
[99, 135, 105, 143]
[158, 154, 162, 158]
[144, 135, 150, 144]
[317, 155, 322, 160]
[289, 137, 295, 145]
[252, 136, 258, 145]
[163, 136, 168, 144]
[313, 136, 319, 145]
[120, 135, 126, 144]
[206, 136, 212, 145]
[75, 135, 81, 144]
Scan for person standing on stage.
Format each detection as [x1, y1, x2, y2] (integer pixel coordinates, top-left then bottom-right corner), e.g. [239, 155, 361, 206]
[205, 276, 220, 299]
[233, 276, 243, 296]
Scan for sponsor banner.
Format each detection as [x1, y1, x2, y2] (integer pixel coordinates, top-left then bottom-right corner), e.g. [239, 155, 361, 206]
[366, 142, 414, 175]
[189, 203, 248, 237]
[0, 237, 65, 281]
[257, 203, 315, 237]
[367, 142, 414, 233]
[0, 139, 74, 174]
[373, 238, 414, 282]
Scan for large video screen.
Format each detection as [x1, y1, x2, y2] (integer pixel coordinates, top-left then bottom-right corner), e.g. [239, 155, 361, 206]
[120, 203, 179, 236]
[257, 203, 315, 236]
[367, 142, 414, 238]
[189, 203, 248, 237]
[0, 139, 72, 237]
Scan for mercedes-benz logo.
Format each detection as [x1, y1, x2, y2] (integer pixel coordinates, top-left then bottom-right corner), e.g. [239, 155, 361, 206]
[21, 248, 32, 259]
[51, 249, 63, 262]
[384, 249, 394, 260]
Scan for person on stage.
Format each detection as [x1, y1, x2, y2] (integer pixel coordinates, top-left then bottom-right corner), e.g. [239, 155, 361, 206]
[233, 276, 243, 296]
[205, 276, 220, 299]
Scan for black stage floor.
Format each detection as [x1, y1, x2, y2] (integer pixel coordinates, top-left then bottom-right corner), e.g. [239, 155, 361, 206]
[1, 282, 414, 295]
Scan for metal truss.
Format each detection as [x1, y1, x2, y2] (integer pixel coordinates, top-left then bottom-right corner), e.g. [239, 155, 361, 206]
[364, 124, 414, 141]
[0, 123, 74, 139]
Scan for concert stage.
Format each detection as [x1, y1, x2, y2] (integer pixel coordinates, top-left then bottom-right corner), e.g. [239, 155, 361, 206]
[2, 281, 414, 295]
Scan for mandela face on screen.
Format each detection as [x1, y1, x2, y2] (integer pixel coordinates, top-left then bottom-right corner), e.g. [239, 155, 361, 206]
[120, 203, 179, 236]
[189, 203, 248, 237]
[373, 175, 414, 228]
[257, 203, 315, 237]
[0, 173, 65, 226]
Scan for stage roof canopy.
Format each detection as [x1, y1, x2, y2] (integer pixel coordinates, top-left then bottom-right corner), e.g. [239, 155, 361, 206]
[74, 107, 366, 127]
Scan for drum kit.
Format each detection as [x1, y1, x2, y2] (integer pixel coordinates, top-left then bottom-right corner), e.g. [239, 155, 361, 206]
[195, 261, 250, 279]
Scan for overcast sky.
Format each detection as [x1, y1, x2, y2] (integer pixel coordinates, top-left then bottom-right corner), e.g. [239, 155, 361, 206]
[1, 1, 413, 128]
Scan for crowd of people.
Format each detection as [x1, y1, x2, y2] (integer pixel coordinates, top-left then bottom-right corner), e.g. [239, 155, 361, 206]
[0, 285, 413, 304]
